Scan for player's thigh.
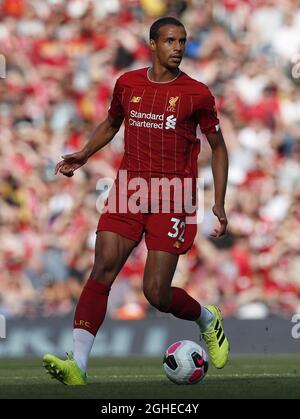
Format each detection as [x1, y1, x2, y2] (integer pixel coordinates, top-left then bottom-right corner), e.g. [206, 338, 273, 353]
[91, 230, 137, 278]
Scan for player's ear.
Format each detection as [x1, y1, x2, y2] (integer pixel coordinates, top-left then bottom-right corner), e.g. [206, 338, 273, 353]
[149, 39, 156, 52]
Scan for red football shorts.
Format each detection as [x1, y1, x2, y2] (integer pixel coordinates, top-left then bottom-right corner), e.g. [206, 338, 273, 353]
[97, 210, 197, 255]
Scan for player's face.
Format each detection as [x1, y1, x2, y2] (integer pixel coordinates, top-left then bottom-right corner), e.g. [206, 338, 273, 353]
[151, 25, 187, 69]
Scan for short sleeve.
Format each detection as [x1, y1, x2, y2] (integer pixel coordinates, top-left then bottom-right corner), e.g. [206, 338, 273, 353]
[108, 78, 124, 120]
[196, 87, 220, 134]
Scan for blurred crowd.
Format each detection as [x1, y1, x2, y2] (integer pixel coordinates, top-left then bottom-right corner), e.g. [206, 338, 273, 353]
[0, 0, 300, 320]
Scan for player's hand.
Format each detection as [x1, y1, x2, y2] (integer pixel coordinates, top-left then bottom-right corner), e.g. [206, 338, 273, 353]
[211, 204, 228, 238]
[55, 151, 88, 177]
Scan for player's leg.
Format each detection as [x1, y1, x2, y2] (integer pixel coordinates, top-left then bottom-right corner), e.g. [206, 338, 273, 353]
[143, 212, 229, 368]
[74, 230, 138, 336]
[71, 231, 138, 372]
[44, 212, 142, 384]
[143, 250, 203, 320]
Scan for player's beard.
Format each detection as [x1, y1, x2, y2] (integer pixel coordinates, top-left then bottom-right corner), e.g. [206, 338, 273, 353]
[167, 55, 182, 69]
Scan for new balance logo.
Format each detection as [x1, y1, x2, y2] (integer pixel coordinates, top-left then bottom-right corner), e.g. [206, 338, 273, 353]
[214, 319, 226, 347]
[165, 114, 177, 130]
[130, 96, 141, 103]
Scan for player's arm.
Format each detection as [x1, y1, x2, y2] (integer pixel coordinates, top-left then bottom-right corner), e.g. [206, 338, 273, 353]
[206, 130, 229, 237]
[55, 115, 123, 177]
[82, 114, 123, 159]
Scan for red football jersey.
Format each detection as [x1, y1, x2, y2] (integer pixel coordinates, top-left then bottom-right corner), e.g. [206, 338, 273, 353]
[108, 67, 220, 179]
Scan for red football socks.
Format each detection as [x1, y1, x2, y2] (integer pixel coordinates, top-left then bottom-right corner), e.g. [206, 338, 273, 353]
[73, 279, 111, 336]
[74, 281, 200, 333]
[166, 287, 201, 320]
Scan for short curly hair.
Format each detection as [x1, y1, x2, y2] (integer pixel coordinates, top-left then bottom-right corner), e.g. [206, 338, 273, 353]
[149, 17, 185, 41]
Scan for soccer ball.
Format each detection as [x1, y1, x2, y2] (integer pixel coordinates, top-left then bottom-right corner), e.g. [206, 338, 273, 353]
[163, 340, 208, 384]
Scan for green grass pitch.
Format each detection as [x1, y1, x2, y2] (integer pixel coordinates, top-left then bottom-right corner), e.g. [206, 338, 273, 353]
[0, 355, 299, 399]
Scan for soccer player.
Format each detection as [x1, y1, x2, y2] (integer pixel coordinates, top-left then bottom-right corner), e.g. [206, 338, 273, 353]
[43, 16, 229, 385]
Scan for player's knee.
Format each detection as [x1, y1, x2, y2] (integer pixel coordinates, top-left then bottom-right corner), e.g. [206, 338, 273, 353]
[90, 250, 118, 283]
[143, 285, 170, 312]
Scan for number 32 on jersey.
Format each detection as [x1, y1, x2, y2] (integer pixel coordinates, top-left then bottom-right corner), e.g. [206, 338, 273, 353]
[168, 217, 185, 243]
